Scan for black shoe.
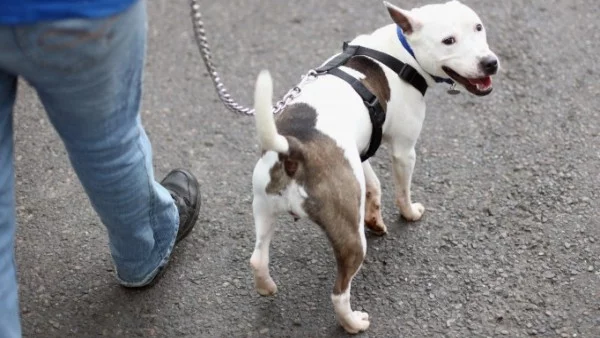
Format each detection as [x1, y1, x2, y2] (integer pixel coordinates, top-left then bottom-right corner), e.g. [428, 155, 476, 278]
[161, 169, 202, 244]
[123, 169, 201, 289]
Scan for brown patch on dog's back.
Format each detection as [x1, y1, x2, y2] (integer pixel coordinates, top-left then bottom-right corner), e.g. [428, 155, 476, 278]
[346, 56, 391, 112]
[264, 103, 362, 237]
[264, 103, 362, 231]
[265, 103, 361, 226]
[265, 103, 317, 194]
[275, 103, 319, 142]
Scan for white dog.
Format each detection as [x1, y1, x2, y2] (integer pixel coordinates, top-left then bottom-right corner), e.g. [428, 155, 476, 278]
[249, 1, 499, 333]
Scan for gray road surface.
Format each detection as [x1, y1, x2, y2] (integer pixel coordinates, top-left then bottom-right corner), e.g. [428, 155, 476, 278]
[13, 0, 600, 337]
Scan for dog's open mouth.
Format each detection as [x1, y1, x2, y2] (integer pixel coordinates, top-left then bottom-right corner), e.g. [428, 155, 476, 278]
[442, 66, 493, 96]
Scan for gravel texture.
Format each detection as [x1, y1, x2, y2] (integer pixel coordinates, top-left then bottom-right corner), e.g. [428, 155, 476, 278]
[13, 0, 599, 337]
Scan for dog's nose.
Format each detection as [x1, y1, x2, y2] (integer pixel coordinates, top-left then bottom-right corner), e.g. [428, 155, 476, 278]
[480, 56, 498, 75]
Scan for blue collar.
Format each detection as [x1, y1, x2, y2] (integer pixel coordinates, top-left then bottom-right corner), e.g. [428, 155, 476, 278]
[396, 26, 454, 85]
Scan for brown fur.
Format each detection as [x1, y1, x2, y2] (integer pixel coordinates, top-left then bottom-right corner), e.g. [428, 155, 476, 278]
[345, 56, 391, 112]
[264, 103, 365, 295]
[262, 58, 391, 295]
[364, 190, 386, 235]
[262, 57, 392, 292]
[300, 134, 363, 295]
[345, 56, 390, 235]
[265, 161, 287, 195]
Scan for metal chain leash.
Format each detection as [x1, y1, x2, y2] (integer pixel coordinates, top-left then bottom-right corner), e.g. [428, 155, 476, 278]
[189, 0, 317, 115]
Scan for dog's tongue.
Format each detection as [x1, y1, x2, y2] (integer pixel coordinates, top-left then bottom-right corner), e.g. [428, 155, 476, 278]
[468, 76, 492, 88]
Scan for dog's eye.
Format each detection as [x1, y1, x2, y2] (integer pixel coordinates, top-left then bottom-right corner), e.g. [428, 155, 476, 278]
[442, 37, 456, 45]
[476, 24, 483, 32]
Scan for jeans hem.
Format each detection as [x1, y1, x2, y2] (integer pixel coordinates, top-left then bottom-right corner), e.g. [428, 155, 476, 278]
[114, 213, 178, 288]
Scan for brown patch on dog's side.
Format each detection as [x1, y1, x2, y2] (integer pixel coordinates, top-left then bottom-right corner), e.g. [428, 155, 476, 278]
[265, 103, 315, 194]
[299, 133, 364, 296]
[346, 56, 391, 112]
[263, 103, 365, 296]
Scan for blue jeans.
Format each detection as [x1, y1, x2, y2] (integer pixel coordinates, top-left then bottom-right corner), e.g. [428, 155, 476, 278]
[0, 1, 179, 336]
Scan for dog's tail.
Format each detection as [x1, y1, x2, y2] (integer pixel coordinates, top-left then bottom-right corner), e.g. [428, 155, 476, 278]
[254, 70, 289, 154]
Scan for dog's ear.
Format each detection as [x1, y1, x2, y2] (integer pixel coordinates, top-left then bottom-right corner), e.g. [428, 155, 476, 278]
[383, 1, 421, 34]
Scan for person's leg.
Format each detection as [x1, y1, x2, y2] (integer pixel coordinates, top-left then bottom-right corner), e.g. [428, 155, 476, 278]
[0, 63, 20, 337]
[13, 0, 194, 286]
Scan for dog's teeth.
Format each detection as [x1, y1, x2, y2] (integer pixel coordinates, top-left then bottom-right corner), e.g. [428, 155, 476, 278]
[477, 83, 491, 91]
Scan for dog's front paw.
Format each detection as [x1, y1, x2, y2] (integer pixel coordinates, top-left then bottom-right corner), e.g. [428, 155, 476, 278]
[338, 311, 370, 334]
[401, 202, 425, 221]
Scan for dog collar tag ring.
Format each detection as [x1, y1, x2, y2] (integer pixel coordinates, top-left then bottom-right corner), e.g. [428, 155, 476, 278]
[447, 83, 460, 95]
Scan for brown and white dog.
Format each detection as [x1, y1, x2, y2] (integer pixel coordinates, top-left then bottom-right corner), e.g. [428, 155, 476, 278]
[249, 1, 499, 333]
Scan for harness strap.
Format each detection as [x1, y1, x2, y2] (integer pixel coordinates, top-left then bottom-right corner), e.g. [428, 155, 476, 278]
[350, 45, 428, 96]
[316, 43, 359, 73]
[317, 42, 429, 96]
[328, 68, 384, 162]
[315, 41, 431, 161]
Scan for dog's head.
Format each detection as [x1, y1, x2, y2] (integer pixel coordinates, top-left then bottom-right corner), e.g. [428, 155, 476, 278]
[385, 0, 499, 96]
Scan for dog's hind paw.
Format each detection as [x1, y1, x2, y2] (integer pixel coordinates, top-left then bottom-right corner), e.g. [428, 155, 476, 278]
[254, 276, 278, 296]
[365, 218, 387, 235]
[401, 202, 425, 221]
[339, 311, 370, 334]
[365, 206, 387, 235]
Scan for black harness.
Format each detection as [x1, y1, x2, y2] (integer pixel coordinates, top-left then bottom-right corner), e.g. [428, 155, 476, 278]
[314, 42, 429, 161]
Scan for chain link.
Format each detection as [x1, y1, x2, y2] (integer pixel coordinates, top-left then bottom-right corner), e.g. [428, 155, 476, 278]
[190, 0, 316, 116]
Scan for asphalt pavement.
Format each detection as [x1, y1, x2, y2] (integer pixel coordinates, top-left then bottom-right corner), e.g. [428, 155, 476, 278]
[13, 0, 599, 337]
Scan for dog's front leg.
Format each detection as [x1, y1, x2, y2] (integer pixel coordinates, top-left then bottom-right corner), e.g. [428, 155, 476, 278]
[362, 160, 387, 234]
[391, 146, 425, 221]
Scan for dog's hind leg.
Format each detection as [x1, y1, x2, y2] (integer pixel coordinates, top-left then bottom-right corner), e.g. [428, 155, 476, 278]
[250, 196, 278, 296]
[362, 160, 387, 235]
[391, 146, 425, 221]
[330, 225, 370, 334]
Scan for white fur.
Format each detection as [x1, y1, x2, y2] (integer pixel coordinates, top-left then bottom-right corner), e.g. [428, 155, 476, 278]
[385, 1, 499, 82]
[292, 24, 430, 221]
[254, 70, 289, 153]
[252, 151, 310, 218]
[249, 1, 498, 333]
[332, 287, 370, 333]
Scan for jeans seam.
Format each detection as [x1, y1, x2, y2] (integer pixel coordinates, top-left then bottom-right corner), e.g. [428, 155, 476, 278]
[136, 123, 160, 283]
[137, 124, 158, 254]
[115, 120, 178, 287]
